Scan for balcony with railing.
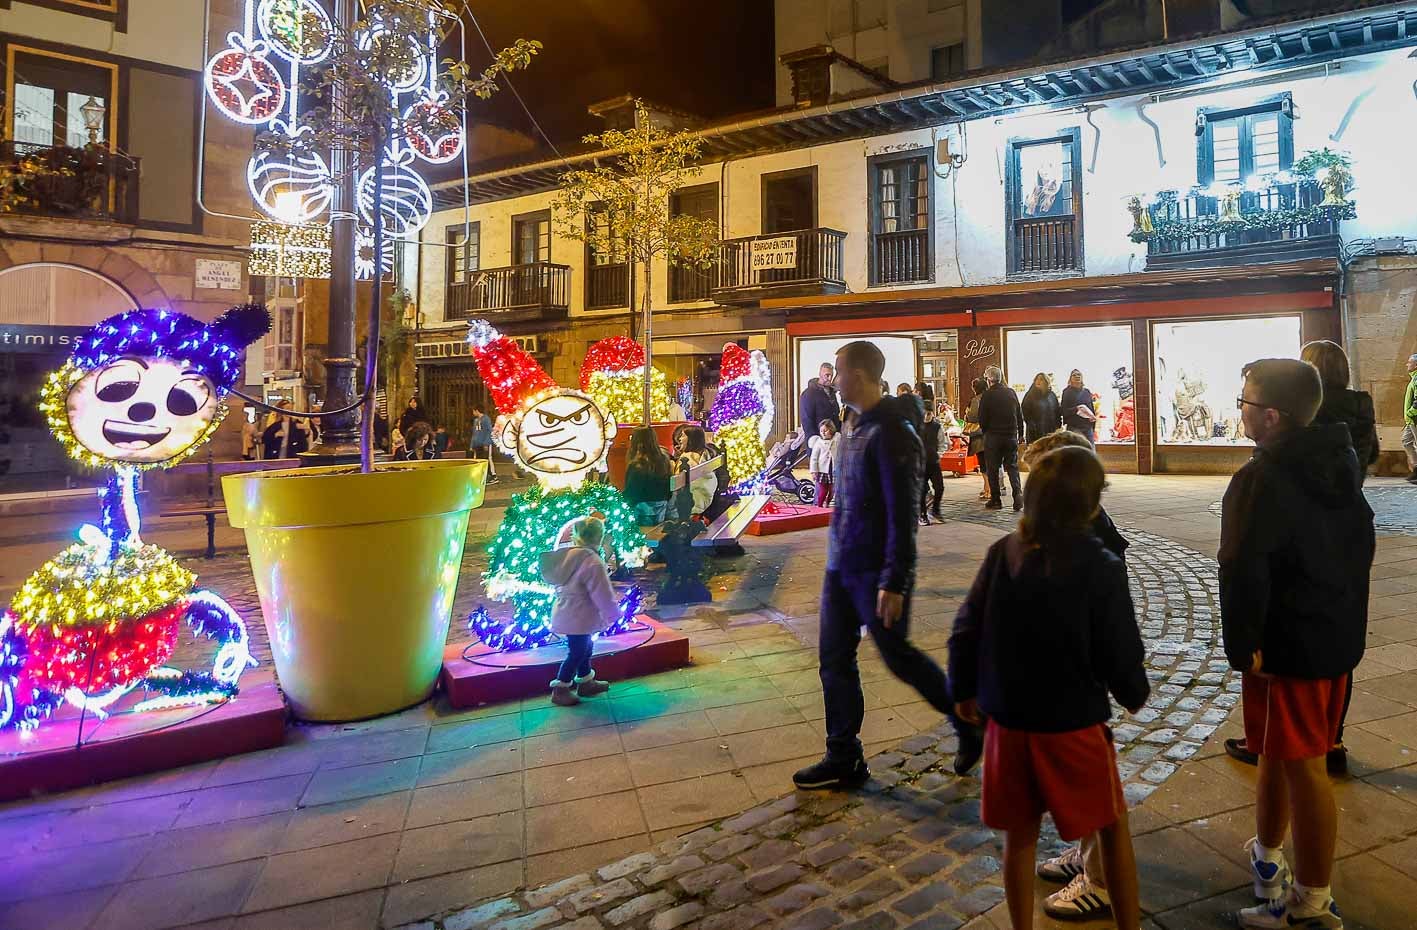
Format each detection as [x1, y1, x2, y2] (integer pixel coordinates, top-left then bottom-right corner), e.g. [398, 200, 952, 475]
[444, 262, 571, 323]
[713, 228, 847, 305]
[872, 228, 931, 285]
[586, 262, 630, 310]
[0, 142, 140, 227]
[1135, 179, 1347, 270]
[1010, 215, 1079, 276]
[669, 263, 713, 303]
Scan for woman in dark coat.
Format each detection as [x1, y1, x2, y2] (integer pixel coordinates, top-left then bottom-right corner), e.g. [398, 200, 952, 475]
[1303, 340, 1379, 480]
[1020, 373, 1062, 445]
[1060, 369, 1097, 444]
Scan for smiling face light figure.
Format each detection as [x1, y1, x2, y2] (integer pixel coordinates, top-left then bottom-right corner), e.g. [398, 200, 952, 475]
[65, 357, 221, 465]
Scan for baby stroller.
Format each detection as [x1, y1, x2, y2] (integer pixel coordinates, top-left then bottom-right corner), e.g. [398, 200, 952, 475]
[760, 429, 816, 505]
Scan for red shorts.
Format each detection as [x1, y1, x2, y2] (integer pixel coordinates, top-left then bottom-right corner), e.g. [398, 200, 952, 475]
[980, 720, 1125, 841]
[1242, 672, 1347, 761]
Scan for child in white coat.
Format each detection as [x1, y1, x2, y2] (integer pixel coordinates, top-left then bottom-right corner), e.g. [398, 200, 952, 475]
[539, 517, 621, 706]
[808, 419, 838, 507]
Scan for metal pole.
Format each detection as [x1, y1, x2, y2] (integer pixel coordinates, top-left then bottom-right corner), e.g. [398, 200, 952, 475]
[305, 0, 361, 463]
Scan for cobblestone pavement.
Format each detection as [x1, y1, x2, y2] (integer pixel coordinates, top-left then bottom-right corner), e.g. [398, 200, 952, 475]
[1208, 483, 1417, 536]
[1, 477, 1416, 930]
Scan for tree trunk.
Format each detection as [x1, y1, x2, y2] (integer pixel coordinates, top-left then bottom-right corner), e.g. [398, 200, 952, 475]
[360, 126, 387, 473]
[641, 259, 653, 426]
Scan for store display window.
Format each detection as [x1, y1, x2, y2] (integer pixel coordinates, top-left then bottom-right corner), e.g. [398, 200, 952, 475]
[1153, 315, 1301, 446]
[1003, 324, 1136, 444]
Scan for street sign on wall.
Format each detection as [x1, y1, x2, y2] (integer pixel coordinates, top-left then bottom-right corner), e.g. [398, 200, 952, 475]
[750, 236, 798, 270]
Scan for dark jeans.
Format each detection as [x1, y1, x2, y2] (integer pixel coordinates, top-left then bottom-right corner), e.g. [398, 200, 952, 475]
[921, 463, 944, 516]
[819, 569, 960, 763]
[557, 634, 594, 683]
[983, 435, 1022, 504]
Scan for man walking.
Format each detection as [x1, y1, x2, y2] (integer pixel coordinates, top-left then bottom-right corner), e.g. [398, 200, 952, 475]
[1220, 359, 1374, 929]
[799, 362, 842, 435]
[1403, 353, 1417, 483]
[793, 341, 982, 790]
[978, 366, 1024, 511]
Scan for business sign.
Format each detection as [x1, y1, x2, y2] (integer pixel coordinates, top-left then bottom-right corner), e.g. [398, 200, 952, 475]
[416, 335, 540, 361]
[0, 325, 91, 354]
[195, 258, 243, 290]
[750, 236, 798, 270]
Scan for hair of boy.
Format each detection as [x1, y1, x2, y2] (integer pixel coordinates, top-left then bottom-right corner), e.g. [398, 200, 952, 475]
[818, 418, 836, 432]
[1299, 339, 1350, 390]
[837, 340, 886, 381]
[573, 517, 605, 547]
[1018, 445, 1106, 550]
[1023, 427, 1095, 467]
[1242, 358, 1323, 427]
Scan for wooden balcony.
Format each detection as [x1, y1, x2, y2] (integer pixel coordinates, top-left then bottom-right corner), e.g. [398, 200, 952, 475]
[1, 142, 140, 225]
[713, 228, 847, 305]
[872, 228, 931, 285]
[668, 263, 713, 303]
[444, 262, 571, 323]
[1142, 179, 1343, 270]
[586, 261, 630, 310]
[1011, 215, 1079, 275]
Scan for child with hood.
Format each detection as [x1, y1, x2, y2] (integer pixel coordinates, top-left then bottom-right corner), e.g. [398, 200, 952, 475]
[539, 517, 620, 706]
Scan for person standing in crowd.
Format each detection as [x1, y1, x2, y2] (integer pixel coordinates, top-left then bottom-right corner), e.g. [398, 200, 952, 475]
[667, 396, 687, 422]
[964, 377, 991, 501]
[539, 517, 618, 706]
[624, 426, 671, 527]
[1022, 373, 1062, 445]
[262, 400, 309, 459]
[793, 341, 983, 791]
[809, 419, 838, 508]
[919, 406, 944, 525]
[433, 425, 450, 455]
[373, 414, 390, 453]
[897, 382, 925, 422]
[1403, 353, 1417, 483]
[950, 445, 1147, 930]
[469, 403, 498, 484]
[799, 361, 841, 435]
[1061, 369, 1098, 444]
[398, 397, 427, 437]
[240, 406, 260, 460]
[1220, 359, 1373, 929]
[399, 423, 441, 461]
[978, 366, 1024, 512]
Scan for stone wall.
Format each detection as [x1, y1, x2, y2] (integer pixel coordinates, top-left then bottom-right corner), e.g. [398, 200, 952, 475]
[1347, 254, 1417, 475]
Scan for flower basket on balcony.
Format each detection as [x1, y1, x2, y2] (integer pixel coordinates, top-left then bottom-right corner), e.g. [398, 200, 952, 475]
[0, 144, 111, 217]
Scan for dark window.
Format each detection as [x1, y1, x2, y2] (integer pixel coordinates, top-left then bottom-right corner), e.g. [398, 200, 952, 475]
[1005, 129, 1083, 276]
[929, 44, 965, 81]
[10, 50, 113, 150]
[869, 149, 933, 285]
[669, 183, 718, 303]
[445, 223, 480, 284]
[512, 210, 551, 264]
[1197, 95, 1293, 186]
[761, 168, 816, 234]
[585, 204, 629, 310]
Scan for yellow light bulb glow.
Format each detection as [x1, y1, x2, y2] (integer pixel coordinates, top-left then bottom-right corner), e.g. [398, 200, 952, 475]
[585, 368, 670, 424]
[9, 542, 194, 630]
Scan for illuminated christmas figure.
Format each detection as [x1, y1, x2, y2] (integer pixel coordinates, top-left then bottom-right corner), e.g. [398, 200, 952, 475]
[465, 321, 649, 650]
[0, 306, 268, 732]
[580, 336, 670, 425]
[706, 343, 773, 486]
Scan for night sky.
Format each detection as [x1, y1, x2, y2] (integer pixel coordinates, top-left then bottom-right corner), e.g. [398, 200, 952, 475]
[453, 0, 777, 158]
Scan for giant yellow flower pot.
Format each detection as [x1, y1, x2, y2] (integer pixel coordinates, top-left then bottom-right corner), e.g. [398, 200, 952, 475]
[223, 460, 486, 721]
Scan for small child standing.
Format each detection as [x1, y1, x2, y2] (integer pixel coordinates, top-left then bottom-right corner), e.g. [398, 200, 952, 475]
[539, 517, 620, 706]
[808, 419, 838, 507]
[949, 446, 1149, 930]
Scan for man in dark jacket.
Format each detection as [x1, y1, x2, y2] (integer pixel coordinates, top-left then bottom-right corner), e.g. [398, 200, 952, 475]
[793, 341, 982, 791]
[799, 362, 842, 435]
[1220, 358, 1374, 929]
[977, 366, 1024, 511]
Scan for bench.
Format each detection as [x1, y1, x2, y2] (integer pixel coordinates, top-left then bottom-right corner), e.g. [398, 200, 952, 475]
[159, 505, 226, 559]
[693, 494, 770, 549]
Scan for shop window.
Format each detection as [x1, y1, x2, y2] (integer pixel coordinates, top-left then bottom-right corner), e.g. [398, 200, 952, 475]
[1196, 94, 1293, 186]
[930, 44, 965, 82]
[445, 222, 481, 284]
[868, 149, 933, 285]
[512, 210, 551, 265]
[1153, 316, 1300, 446]
[8, 49, 115, 151]
[1003, 324, 1134, 444]
[1004, 129, 1083, 276]
[669, 183, 717, 303]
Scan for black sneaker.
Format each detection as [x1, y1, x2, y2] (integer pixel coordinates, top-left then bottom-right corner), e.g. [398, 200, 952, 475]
[1012, 497, 1023, 512]
[984, 500, 1003, 510]
[1225, 738, 1258, 766]
[953, 723, 985, 775]
[1327, 745, 1348, 776]
[793, 756, 869, 790]
[919, 514, 931, 526]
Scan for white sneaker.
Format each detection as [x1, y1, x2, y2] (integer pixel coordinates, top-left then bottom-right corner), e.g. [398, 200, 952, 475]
[1238, 891, 1343, 928]
[1044, 873, 1112, 921]
[1036, 844, 1086, 883]
[1244, 837, 1292, 900]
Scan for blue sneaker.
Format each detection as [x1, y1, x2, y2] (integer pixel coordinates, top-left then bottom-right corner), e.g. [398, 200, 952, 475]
[1238, 892, 1343, 928]
[1244, 838, 1292, 901]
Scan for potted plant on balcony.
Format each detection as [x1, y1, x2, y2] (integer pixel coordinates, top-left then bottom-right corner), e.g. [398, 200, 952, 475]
[218, 0, 538, 721]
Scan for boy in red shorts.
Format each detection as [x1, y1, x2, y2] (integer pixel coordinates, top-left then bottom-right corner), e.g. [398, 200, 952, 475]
[1220, 359, 1375, 929]
[950, 446, 1149, 930]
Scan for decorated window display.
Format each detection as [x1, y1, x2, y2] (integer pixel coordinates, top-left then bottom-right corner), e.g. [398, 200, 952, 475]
[464, 321, 648, 651]
[0, 306, 268, 732]
[1003, 324, 1136, 444]
[1153, 316, 1301, 446]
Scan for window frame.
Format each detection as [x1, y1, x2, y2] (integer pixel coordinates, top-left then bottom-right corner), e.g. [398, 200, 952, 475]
[1004, 127, 1084, 278]
[511, 209, 552, 265]
[444, 221, 480, 287]
[867, 146, 935, 286]
[1196, 92, 1294, 187]
[668, 181, 719, 304]
[759, 165, 818, 235]
[929, 43, 965, 82]
[0, 1, 129, 31]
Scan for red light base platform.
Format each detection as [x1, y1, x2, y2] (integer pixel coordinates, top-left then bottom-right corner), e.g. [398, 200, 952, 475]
[0, 679, 287, 802]
[748, 504, 832, 536]
[441, 616, 690, 708]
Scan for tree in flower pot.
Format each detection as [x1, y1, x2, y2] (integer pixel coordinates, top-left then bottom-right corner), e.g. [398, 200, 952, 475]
[217, 0, 539, 721]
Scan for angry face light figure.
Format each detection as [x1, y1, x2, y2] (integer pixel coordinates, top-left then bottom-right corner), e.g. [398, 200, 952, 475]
[464, 321, 648, 650]
[0, 305, 269, 732]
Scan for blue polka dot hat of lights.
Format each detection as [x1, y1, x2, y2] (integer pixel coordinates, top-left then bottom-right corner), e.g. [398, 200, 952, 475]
[464, 320, 649, 651]
[0, 305, 269, 732]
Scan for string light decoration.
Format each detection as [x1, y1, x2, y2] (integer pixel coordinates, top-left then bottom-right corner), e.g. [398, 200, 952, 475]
[706, 343, 774, 485]
[675, 377, 693, 417]
[463, 320, 649, 650]
[249, 220, 332, 278]
[0, 306, 267, 732]
[580, 336, 670, 424]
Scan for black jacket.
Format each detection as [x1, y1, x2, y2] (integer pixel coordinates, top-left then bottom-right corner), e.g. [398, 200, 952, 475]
[1021, 387, 1062, 445]
[977, 383, 1023, 440]
[1094, 508, 1128, 561]
[1218, 423, 1376, 679]
[1313, 387, 1379, 474]
[1060, 385, 1096, 432]
[920, 418, 943, 460]
[799, 379, 841, 434]
[949, 533, 1150, 732]
[827, 394, 922, 593]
